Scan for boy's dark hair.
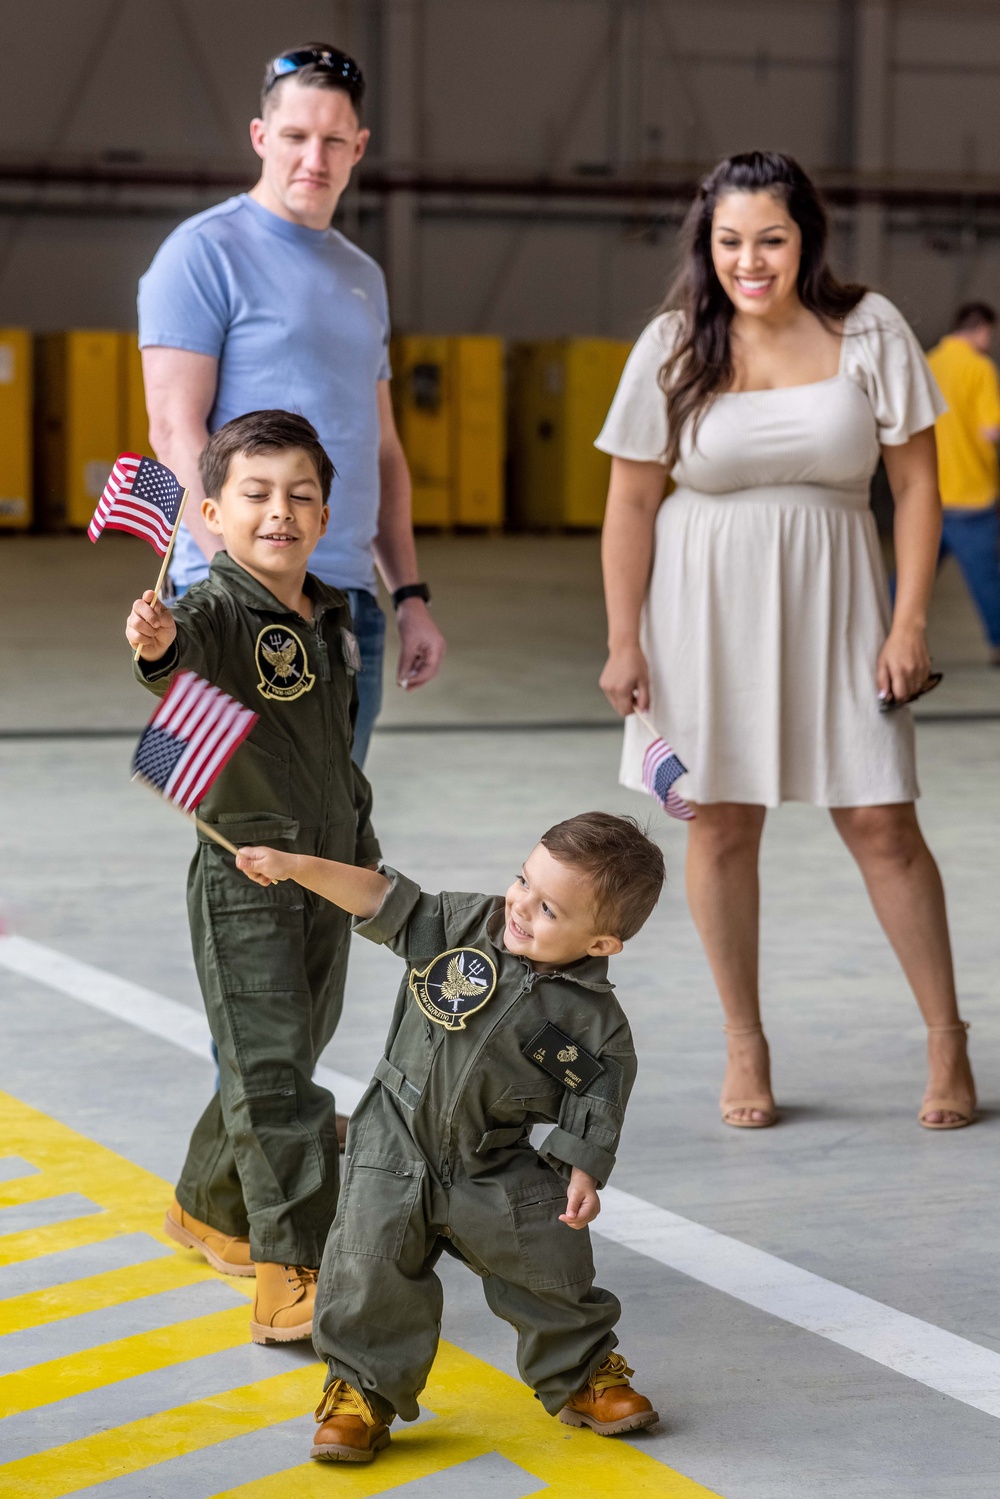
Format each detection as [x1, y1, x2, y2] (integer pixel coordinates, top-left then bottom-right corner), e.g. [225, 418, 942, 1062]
[541, 812, 665, 941]
[953, 301, 997, 332]
[199, 410, 334, 501]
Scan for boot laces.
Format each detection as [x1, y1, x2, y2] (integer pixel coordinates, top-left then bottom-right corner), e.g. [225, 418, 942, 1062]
[590, 1352, 634, 1393]
[314, 1378, 381, 1429]
[283, 1265, 318, 1293]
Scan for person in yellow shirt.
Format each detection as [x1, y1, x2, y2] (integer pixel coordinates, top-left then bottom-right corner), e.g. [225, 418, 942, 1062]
[927, 302, 1000, 664]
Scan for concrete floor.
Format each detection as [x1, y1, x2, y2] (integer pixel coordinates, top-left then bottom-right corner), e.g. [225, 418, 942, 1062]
[2, 533, 1000, 1497]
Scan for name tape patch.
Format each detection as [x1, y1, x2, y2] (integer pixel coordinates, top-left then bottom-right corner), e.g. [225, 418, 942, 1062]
[523, 1023, 604, 1092]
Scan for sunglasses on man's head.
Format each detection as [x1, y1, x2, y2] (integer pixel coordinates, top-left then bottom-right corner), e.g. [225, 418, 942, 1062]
[265, 47, 364, 98]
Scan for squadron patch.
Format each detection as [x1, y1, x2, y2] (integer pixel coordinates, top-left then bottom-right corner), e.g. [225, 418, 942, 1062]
[254, 626, 316, 701]
[409, 947, 498, 1031]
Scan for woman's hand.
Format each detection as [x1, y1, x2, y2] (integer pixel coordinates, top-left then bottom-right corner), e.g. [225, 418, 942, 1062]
[877, 621, 932, 704]
[600, 643, 651, 717]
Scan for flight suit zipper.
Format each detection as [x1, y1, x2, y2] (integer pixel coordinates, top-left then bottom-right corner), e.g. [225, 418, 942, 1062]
[438, 964, 539, 1189]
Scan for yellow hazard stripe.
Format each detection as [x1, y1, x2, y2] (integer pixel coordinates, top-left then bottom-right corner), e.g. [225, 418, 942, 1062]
[0, 1253, 232, 1337]
[0, 1089, 723, 1498]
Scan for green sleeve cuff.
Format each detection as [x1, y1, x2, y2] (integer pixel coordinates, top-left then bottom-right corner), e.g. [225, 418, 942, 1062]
[352, 865, 422, 946]
[132, 639, 179, 688]
[538, 1127, 616, 1190]
[354, 834, 382, 867]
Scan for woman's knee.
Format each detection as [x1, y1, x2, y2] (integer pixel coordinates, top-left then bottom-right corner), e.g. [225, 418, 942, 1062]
[689, 803, 765, 861]
[834, 804, 925, 867]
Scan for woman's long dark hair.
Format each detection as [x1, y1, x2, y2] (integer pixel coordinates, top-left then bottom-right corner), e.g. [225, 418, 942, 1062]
[659, 151, 866, 471]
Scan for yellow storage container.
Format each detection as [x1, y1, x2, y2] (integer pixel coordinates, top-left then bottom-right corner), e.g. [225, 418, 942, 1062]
[391, 335, 452, 527]
[0, 329, 32, 529]
[508, 338, 631, 529]
[34, 331, 122, 530]
[449, 336, 504, 528]
[121, 333, 151, 459]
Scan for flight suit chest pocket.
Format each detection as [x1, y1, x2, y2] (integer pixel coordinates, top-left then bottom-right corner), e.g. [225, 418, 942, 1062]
[507, 1171, 596, 1290]
[336, 1154, 424, 1261]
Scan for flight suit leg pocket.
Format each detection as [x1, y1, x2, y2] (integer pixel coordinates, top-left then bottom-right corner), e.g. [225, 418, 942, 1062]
[507, 1171, 595, 1290]
[336, 1153, 425, 1262]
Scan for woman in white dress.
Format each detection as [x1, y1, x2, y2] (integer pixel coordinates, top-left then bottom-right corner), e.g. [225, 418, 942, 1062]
[597, 152, 976, 1130]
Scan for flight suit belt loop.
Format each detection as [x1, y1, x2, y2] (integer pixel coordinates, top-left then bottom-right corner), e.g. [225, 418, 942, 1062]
[373, 1056, 423, 1110]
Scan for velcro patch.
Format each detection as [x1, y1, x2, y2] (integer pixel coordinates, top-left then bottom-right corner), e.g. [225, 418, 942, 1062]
[523, 1024, 604, 1092]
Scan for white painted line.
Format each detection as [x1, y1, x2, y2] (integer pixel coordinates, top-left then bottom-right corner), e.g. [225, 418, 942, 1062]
[4, 933, 1000, 1421]
[598, 1186, 1000, 1419]
[0, 935, 365, 1112]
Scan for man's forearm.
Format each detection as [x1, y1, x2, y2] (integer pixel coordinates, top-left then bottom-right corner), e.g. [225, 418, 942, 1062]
[372, 441, 420, 592]
[149, 425, 219, 563]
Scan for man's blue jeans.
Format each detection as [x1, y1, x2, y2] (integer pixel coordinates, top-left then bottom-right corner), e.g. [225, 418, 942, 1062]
[940, 505, 1000, 649]
[344, 589, 385, 769]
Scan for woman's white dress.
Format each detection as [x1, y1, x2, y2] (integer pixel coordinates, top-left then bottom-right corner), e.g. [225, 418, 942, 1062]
[595, 293, 946, 807]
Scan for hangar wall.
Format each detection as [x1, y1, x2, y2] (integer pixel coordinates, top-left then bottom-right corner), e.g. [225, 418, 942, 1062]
[3, 0, 1000, 346]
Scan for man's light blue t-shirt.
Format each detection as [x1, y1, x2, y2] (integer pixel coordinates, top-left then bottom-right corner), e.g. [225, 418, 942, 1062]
[137, 194, 391, 592]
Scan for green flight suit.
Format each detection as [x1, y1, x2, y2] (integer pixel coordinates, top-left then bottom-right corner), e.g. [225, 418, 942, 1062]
[313, 868, 637, 1421]
[136, 553, 380, 1267]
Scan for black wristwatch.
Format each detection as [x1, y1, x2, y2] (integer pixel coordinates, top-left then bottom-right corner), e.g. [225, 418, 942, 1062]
[392, 582, 431, 609]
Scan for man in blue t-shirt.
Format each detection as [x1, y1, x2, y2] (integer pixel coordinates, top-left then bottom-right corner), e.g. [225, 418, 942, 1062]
[138, 45, 445, 765]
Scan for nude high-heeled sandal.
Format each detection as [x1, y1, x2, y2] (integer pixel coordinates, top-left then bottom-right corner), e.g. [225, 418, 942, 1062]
[720, 1024, 779, 1129]
[919, 1021, 977, 1130]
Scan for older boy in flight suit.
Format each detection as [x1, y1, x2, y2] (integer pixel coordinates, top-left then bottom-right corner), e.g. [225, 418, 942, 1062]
[127, 409, 379, 1343]
[238, 810, 665, 1463]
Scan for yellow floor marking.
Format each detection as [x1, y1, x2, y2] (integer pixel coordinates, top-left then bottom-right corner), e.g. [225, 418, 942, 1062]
[219, 1341, 720, 1499]
[2, 1363, 324, 1499]
[0, 1090, 723, 1499]
[0, 1253, 226, 1337]
[0, 1305, 250, 1418]
[0, 1092, 185, 1246]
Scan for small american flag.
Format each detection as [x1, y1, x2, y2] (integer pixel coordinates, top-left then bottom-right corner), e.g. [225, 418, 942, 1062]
[88, 453, 185, 556]
[639, 717, 695, 821]
[132, 671, 258, 813]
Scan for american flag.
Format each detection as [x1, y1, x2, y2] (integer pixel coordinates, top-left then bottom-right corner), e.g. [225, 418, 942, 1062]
[88, 453, 185, 556]
[132, 671, 258, 813]
[641, 731, 695, 821]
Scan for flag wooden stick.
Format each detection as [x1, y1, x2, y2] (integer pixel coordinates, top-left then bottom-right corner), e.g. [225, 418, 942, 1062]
[191, 815, 240, 856]
[631, 706, 656, 737]
[133, 488, 190, 663]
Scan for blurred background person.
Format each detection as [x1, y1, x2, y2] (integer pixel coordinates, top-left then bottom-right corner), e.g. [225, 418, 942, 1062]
[926, 302, 1000, 667]
[598, 152, 976, 1133]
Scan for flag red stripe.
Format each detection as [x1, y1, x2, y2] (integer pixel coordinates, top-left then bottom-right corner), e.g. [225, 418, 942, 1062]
[170, 696, 245, 807]
[144, 671, 258, 815]
[179, 705, 257, 809]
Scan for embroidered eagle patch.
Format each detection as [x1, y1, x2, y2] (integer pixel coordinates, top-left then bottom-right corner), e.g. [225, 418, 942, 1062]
[409, 947, 498, 1030]
[254, 626, 316, 701]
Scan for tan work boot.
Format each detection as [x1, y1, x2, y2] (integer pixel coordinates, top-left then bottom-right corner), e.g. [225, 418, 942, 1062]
[559, 1352, 659, 1436]
[250, 1262, 318, 1344]
[311, 1379, 392, 1463]
[163, 1197, 254, 1277]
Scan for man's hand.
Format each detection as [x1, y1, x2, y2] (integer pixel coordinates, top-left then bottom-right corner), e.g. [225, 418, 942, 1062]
[126, 591, 177, 660]
[236, 846, 300, 887]
[395, 598, 446, 690]
[560, 1167, 601, 1230]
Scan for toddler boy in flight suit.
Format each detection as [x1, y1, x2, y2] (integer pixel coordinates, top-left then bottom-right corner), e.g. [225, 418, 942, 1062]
[237, 810, 665, 1462]
[126, 409, 380, 1344]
